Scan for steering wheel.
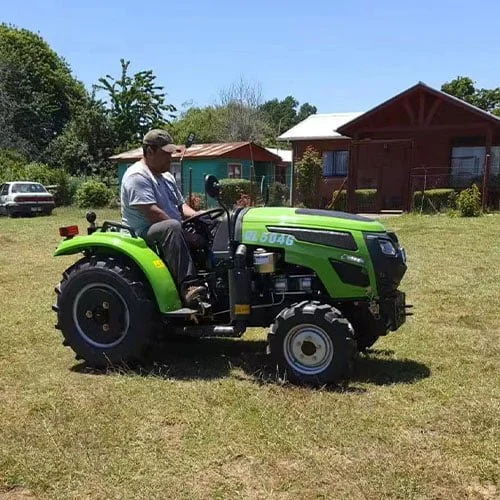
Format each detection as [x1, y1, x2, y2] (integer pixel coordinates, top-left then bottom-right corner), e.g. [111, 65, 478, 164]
[182, 207, 225, 228]
[182, 207, 226, 244]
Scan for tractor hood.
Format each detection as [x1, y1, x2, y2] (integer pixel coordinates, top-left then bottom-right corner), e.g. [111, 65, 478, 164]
[240, 207, 386, 233]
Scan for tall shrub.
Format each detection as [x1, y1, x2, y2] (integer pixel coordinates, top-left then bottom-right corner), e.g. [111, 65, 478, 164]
[75, 180, 114, 208]
[219, 178, 252, 207]
[268, 182, 290, 206]
[295, 146, 322, 208]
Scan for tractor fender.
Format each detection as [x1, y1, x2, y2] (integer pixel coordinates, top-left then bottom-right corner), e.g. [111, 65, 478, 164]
[54, 232, 181, 313]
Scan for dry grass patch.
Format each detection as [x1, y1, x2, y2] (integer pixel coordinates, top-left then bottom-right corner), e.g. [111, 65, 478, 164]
[0, 208, 499, 499]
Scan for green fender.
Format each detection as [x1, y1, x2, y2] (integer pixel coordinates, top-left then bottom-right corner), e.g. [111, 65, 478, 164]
[53, 232, 181, 313]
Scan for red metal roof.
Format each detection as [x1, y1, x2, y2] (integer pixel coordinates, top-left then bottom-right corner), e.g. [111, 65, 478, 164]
[181, 142, 248, 158]
[109, 142, 282, 163]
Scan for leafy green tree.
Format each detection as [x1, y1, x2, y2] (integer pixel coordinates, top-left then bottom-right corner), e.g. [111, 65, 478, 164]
[297, 102, 318, 122]
[95, 59, 176, 149]
[295, 146, 323, 208]
[260, 96, 317, 145]
[261, 96, 300, 135]
[442, 76, 500, 116]
[0, 24, 86, 158]
[45, 96, 116, 176]
[169, 106, 225, 144]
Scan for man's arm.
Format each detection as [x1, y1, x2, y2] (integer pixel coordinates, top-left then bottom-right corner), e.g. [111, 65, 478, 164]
[135, 203, 170, 224]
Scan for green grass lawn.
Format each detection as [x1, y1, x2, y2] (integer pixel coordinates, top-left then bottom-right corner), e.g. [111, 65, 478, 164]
[0, 207, 499, 499]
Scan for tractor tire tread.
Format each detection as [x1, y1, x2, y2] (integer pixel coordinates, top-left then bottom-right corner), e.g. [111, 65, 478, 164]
[53, 255, 157, 368]
[267, 301, 356, 386]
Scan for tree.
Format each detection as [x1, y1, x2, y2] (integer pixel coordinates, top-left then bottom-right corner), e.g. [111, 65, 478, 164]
[295, 146, 323, 208]
[217, 77, 272, 143]
[261, 96, 299, 136]
[260, 96, 317, 145]
[297, 102, 318, 123]
[0, 86, 31, 154]
[95, 59, 176, 149]
[169, 106, 225, 144]
[441, 76, 500, 116]
[44, 94, 117, 176]
[0, 24, 86, 159]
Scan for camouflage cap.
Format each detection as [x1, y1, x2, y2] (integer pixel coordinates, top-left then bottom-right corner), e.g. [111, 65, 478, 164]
[142, 129, 181, 153]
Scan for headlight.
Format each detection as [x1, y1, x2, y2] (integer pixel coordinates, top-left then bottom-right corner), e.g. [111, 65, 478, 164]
[379, 239, 397, 256]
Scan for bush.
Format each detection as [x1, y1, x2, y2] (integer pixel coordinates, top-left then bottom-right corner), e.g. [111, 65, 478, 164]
[219, 178, 252, 207]
[412, 188, 456, 212]
[456, 184, 482, 217]
[329, 189, 377, 211]
[0, 149, 26, 182]
[75, 180, 114, 208]
[187, 192, 207, 211]
[268, 182, 290, 207]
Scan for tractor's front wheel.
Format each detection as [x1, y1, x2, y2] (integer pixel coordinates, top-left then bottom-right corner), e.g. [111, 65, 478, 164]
[53, 256, 157, 367]
[268, 301, 356, 386]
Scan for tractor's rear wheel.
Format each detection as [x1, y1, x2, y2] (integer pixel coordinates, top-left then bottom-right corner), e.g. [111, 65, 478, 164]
[53, 255, 157, 367]
[268, 301, 356, 386]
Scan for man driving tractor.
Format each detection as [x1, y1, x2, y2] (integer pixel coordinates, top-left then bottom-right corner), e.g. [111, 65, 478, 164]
[120, 129, 207, 308]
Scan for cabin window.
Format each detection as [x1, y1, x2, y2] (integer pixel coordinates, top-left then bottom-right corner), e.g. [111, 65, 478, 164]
[450, 147, 485, 186]
[227, 163, 242, 179]
[322, 150, 348, 177]
[490, 146, 500, 176]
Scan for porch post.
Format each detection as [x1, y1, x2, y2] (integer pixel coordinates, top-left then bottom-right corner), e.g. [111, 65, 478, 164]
[347, 137, 358, 212]
[483, 127, 492, 210]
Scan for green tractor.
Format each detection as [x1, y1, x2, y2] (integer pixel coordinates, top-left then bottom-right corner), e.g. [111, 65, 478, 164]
[52, 175, 410, 386]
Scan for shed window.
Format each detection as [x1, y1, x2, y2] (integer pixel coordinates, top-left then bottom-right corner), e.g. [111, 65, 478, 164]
[170, 162, 181, 184]
[322, 151, 348, 177]
[228, 163, 242, 179]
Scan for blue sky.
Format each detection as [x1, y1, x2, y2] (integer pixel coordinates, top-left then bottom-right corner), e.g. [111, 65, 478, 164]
[3, 0, 499, 115]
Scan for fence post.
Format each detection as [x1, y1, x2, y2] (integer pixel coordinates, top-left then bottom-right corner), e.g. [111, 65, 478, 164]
[203, 172, 207, 208]
[482, 154, 491, 211]
[189, 168, 192, 202]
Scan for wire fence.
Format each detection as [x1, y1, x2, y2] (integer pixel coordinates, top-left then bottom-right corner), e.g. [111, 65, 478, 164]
[181, 169, 294, 209]
[409, 156, 500, 211]
[178, 159, 500, 213]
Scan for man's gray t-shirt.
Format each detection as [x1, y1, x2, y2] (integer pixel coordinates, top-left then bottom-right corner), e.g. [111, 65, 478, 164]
[121, 160, 185, 237]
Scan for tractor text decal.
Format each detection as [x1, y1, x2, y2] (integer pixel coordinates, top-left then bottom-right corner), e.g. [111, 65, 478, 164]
[244, 231, 295, 246]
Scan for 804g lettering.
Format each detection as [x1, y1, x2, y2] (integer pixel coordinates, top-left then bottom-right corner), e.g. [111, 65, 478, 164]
[244, 230, 295, 246]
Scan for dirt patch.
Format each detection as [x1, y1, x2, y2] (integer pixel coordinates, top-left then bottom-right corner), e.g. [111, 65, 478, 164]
[0, 487, 36, 499]
[0, 234, 14, 245]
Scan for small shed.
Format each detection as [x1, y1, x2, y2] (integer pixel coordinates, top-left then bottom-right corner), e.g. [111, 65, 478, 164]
[109, 142, 285, 195]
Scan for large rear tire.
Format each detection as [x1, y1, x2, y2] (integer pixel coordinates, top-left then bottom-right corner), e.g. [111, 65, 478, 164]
[53, 255, 157, 367]
[268, 301, 356, 386]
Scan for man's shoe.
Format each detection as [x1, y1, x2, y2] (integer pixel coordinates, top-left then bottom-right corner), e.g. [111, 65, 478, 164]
[182, 285, 208, 309]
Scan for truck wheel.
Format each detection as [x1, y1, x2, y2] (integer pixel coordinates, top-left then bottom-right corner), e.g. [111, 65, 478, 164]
[268, 301, 356, 386]
[53, 256, 157, 367]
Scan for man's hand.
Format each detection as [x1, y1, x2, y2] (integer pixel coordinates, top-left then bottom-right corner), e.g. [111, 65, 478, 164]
[135, 204, 170, 224]
[181, 203, 200, 219]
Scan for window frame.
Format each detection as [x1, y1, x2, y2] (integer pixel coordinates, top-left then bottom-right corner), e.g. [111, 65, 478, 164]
[227, 163, 242, 179]
[322, 150, 349, 178]
[170, 162, 182, 185]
